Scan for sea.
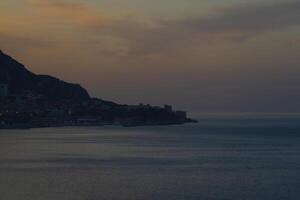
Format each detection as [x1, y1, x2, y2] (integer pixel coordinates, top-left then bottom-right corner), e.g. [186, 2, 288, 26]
[0, 113, 300, 200]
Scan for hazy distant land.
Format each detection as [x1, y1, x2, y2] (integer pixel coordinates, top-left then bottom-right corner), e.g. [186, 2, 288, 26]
[0, 50, 196, 129]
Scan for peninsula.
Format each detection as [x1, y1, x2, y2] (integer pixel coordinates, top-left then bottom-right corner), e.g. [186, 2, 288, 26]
[0, 50, 196, 129]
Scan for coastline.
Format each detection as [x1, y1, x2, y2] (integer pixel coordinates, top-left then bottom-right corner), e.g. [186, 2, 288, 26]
[0, 119, 198, 130]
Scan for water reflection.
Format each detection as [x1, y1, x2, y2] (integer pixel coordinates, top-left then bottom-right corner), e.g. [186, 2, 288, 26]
[0, 114, 300, 200]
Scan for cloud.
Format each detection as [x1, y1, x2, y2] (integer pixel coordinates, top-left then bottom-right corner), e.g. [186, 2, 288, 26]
[5, 0, 300, 57]
[27, 0, 109, 26]
[170, 0, 300, 34]
[4, 0, 300, 56]
[23, 0, 300, 57]
[88, 0, 300, 56]
[0, 32, 50, 54]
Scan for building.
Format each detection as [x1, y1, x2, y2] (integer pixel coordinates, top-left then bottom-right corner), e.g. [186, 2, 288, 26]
[0, 84, 8, 97]
[175, 111, 187, 119]
[164, 104, 173, 113]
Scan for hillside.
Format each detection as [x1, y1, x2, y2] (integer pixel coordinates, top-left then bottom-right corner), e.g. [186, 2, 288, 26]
[0, 50, 90, 101]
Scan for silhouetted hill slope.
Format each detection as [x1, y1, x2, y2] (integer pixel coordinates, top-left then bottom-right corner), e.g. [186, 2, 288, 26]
[0, 50, 90, 101]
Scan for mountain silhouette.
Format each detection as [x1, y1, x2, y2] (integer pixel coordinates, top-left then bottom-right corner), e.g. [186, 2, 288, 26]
[0, 50, 90, 101]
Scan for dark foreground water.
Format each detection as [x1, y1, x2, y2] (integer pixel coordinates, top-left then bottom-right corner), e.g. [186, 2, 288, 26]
[0, 113, 300, 200]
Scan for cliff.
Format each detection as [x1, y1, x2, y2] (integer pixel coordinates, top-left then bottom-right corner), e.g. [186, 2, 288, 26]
[0, 50, 90, 101]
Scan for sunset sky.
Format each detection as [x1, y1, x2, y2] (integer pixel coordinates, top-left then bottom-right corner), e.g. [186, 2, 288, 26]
[1, 0, 300, 112]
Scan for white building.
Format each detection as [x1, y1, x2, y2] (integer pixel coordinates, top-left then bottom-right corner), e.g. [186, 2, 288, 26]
[0, 84, 8, 97]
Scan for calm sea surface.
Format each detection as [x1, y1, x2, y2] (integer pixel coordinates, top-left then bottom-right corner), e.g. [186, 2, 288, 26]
[0, 113, 300, 200]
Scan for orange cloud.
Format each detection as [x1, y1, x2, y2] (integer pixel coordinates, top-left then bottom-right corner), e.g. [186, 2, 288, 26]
[27, 0, 110, 27]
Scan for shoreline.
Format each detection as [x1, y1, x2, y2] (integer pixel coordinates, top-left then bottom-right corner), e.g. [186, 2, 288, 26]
[0, 120, 198, 130]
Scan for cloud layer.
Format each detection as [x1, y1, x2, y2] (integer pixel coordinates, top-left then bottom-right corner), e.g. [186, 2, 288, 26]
[101, 0, 300, 55]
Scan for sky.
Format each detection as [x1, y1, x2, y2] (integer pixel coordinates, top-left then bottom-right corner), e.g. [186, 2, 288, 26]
[1, 0, 300, 112]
